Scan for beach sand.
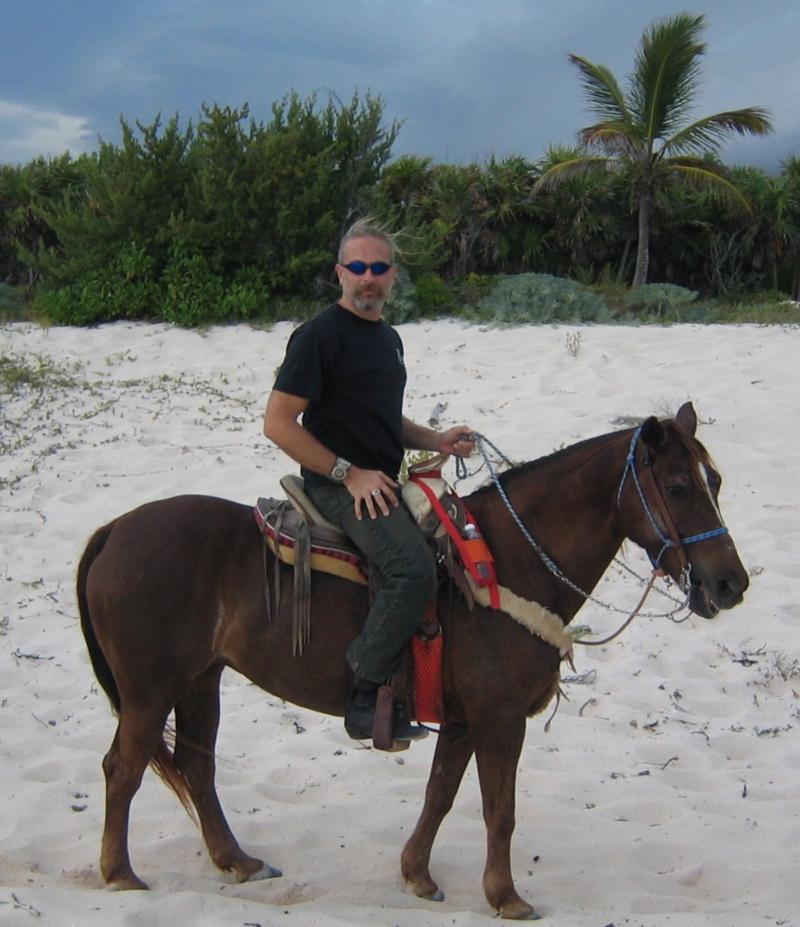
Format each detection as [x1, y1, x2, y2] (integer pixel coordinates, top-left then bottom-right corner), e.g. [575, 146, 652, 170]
[1, 319, 797, 926]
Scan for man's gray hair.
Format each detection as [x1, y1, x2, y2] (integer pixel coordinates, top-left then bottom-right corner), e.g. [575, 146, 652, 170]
[338, 217, 400, 264]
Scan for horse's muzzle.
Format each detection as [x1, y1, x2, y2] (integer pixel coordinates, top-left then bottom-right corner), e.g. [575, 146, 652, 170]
[689, 565, 749, 619]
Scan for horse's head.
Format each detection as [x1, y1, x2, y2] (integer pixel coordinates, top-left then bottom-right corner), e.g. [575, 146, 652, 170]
[619, 402, 749, 618]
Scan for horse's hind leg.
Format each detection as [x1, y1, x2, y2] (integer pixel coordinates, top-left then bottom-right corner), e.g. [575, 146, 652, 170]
[173, 664, 281, 883]
[100, 704, 171, 889]
[401, 723, 474, 902]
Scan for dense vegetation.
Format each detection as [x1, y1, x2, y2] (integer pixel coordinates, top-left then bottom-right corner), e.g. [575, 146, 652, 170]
[1, 16, 798, 327]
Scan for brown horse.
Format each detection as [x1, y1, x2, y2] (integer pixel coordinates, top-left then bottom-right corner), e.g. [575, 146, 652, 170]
[77, 402, 748, 918]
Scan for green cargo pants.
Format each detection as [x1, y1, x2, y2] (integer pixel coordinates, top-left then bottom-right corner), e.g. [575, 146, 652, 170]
[307, 481, 437, 684]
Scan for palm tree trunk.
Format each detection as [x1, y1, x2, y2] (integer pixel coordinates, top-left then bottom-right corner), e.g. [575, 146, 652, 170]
[617, 236, 632, 283]
[632, 192, 651, 287]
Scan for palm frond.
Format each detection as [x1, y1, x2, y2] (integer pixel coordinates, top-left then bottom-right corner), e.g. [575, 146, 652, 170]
[579, 123, 644, 159]
[533, 157, 611, 193]
[630, 13, 706, 141]
[568, 54, 632, 125]
[663, 163, 752, 212]
[662, 108, 773, 156]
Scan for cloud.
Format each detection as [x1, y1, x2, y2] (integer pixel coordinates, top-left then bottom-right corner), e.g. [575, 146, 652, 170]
[0, 101, 93, 165]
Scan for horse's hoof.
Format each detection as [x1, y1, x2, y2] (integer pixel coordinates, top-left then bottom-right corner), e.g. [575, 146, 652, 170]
[108, 873, 149, 891]
[406, 878, 444, 902]
[246, 863, 283, 881]
[496, 899, 540, 920]
[498, 908, 541, 920]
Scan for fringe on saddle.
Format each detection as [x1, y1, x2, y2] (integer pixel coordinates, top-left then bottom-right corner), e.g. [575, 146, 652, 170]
[253, 486, 369, 657]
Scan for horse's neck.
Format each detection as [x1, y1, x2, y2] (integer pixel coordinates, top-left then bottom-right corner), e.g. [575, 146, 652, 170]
[466, 433, 629, 621]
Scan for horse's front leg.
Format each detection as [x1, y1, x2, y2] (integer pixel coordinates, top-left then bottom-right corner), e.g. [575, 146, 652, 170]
[401, 722, 474, 901]
[473, 715, 538, 920]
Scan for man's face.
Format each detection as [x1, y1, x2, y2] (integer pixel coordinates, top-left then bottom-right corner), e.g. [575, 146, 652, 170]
[336, 235, 397, 319]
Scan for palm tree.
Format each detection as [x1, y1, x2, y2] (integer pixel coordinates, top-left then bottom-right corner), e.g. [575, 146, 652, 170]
[536, 12, 772, 286]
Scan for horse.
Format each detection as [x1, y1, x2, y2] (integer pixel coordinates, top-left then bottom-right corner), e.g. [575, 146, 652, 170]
[77, 402, 748, 919]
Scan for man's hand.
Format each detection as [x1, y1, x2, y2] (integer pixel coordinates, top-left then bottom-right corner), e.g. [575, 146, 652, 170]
[345, 466, 400, 520]
[438, 426, 476, 458]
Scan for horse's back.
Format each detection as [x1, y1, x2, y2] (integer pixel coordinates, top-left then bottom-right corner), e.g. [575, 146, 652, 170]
[82, 495, 262, 687]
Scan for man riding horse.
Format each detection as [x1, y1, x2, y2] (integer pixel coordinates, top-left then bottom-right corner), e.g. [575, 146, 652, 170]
[263, 218, 475, 744]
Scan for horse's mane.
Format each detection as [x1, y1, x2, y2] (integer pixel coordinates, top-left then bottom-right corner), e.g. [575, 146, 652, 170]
[468, 417, 718, 500]
[468, 427, 630, 499]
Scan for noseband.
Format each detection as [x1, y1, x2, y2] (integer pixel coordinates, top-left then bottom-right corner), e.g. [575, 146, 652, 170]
[616, 425, 729, 574]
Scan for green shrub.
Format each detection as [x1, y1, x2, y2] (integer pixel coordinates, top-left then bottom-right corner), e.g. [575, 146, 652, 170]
[219, 267, 270, 321]
[0, 283, 27, 320]
[280, 250, 332, 293]
[34, 243, 161, 325]
[161, 244, 226, 326]
[624, 283, 698, 317]
[463, 272, 612, 324]
[383, 266, 421, 323]
[414, 272, 457, 315]
[455, 273, 498, 305]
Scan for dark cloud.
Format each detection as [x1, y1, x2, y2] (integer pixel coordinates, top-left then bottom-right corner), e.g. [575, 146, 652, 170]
[1, 0, 796, 170]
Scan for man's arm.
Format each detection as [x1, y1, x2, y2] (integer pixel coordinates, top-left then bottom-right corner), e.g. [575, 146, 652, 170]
[264, 390, 336, 476]
[264, 389, 399, 520]
[402, 416, 476, 457]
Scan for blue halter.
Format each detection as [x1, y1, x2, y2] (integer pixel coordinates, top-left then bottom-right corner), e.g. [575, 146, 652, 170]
[616, 425, 729, 569]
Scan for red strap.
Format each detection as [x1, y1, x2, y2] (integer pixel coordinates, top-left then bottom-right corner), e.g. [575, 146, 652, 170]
[410, 476, 501, 609]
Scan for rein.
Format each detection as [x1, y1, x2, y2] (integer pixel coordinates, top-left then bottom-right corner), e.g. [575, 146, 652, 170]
[461, 429, 723, 639]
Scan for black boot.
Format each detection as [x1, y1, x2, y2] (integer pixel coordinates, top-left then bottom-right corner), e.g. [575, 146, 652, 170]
[344, 677, 379, 740]
[393, 698, 429, 742]
[344, 677, 429, 743]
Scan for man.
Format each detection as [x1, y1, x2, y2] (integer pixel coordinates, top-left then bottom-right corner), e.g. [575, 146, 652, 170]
[264, 218, 474, 744]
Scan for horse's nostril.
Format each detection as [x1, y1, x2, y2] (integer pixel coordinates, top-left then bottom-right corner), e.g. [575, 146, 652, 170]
[716, 573, 745, 605]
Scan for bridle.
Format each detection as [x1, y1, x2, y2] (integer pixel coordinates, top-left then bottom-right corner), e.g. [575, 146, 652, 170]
[464, 429, 727, 621]
[616, 424, 729, 580]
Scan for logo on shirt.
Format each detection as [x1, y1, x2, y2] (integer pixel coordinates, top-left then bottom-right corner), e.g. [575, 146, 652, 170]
[396, 348, 405, 367]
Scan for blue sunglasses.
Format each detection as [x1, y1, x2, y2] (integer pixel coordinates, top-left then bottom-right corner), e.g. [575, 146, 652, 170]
[341, 260, 393, 276]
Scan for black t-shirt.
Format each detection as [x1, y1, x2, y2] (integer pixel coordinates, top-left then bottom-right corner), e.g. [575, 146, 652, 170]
[273, 303, 407, 488]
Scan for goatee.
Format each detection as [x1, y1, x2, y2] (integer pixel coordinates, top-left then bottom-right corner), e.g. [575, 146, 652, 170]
[353, 286, 385, 314]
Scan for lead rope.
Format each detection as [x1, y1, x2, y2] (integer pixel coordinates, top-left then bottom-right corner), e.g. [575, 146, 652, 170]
[574, 569, 658, 647]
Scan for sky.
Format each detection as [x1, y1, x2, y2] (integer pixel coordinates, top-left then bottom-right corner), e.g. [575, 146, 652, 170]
[2, 0, 797, 172]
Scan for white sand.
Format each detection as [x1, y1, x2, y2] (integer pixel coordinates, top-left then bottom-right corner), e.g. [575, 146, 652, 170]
[1, 319, 797, 926]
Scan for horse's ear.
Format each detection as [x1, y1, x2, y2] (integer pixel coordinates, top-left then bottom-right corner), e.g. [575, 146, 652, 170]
[640, 416, 667, 453]
[674, 402, 697, 437]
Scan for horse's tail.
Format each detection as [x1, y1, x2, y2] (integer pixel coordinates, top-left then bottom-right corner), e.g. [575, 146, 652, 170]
[77, 521, 120, 712]
[77, 521, 197, 823]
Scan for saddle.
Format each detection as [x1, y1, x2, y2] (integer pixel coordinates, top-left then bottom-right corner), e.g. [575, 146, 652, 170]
[255, 476, 369, 587]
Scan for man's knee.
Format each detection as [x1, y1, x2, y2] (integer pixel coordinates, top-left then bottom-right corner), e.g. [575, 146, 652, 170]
[396, 545, 437, 599]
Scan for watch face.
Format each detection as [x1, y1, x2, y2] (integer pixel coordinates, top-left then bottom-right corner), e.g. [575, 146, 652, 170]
[331, 458, 350, 481]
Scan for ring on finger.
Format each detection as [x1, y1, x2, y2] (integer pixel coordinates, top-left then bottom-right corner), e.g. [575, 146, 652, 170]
[370, 488, 382, 497]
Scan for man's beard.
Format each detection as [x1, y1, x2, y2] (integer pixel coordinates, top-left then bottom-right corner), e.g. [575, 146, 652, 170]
[352, 283, 386, 314]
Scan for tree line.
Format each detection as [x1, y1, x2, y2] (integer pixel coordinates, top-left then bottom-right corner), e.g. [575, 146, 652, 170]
[1, 15, 797, 325]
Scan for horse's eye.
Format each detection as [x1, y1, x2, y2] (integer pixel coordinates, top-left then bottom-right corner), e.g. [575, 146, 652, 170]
[667, 484, 688, 498]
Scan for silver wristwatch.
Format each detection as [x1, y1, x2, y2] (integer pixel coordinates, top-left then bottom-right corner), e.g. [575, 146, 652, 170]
[329, 456, 351, 482]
